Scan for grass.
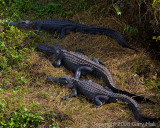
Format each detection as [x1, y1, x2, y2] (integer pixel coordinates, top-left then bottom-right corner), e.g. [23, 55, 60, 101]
[0, 0, 160, 127]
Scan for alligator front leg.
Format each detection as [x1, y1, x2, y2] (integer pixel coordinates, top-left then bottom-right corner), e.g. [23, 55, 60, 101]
[76, 50, 105, 66]
[62, 88, 77, 100]
[51, 59, 62, 67]
[104, 86, 113, 92]
[58, 26, 76, 39]
[91, 95, 109, 108]
[34, 30, 40, 35]
[28, 25, 42, 39]
[27, 30, 40, 39]
[35, 24, 43, 35]
[74, 66, 93, 79]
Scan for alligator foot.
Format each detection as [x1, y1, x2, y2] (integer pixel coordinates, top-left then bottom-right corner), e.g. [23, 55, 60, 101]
[27, 35, 33, 39]
[62, 89, 77, 100]
[62, 96, 68, 100]
[76, 49, 85, 55]
[57, 36, 63, 39]
[53, 35, 60, 38]
[90, 105, 99, 108]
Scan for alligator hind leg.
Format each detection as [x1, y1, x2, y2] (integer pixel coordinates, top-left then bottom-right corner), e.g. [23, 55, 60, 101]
[76, 49, 85, 55]
[92, 57, 105, 66]
[62, 88, 77, 100]
[91, 95, 109, 108]
[59, 26, 76, 38]
[51, 59, 62, 67]
[74, 66, 93, 79]
[104, 86, 113, 93]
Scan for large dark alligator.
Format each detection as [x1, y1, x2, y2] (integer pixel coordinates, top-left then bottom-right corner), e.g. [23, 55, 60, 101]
[47, 76, 159, 123]
[37, 44, 153, 103]
[7, 19, 136, 51]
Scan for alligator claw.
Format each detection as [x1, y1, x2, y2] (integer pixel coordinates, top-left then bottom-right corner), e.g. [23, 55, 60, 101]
[62, 96, 68, 100]
[53, 35, 58, 38]
[90, 105, 98, 108]
[27, 35, 33, 39]
[57, 36, 62, 39]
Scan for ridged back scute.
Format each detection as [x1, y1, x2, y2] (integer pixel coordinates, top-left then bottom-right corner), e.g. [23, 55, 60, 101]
[32, 19, 78, 26]
[61, 50, 117, 88]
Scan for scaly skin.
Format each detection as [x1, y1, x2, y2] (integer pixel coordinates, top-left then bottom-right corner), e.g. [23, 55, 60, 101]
[7, 19, 137, 51]
[37, 44, 153, 103]
[47, 76, 159, 123]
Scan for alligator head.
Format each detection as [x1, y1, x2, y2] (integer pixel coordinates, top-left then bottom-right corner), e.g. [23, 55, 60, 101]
[47, 76, 74, 89]
[37, 44, 65, 58]
[7, 20, 32, 27]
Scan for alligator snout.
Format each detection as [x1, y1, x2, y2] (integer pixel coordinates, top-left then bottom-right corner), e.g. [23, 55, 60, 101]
[7, 22, 19, 26]
[37, 45, 49, 51]
[47, 77, 59, 82]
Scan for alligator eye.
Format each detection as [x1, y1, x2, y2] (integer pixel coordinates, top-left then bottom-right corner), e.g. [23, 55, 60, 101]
[61, 80, 68, 84]
[60, 78, 68, 84]
[20, 22, 25, 25]
[56, 49, 60, 54]
[22, 22, 26, 24]
[63, 80, 68, 84]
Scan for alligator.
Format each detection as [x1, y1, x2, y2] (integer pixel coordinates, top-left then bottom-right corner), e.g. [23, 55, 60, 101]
[47, 76, 159, 123]
[7, 19, 136, 51]
[37, 44, 154, 103]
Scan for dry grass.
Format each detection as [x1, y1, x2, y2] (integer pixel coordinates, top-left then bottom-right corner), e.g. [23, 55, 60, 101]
[1, 2, 160, 127]
[18, 50, 160, 127]
[18, 14, 160, 127]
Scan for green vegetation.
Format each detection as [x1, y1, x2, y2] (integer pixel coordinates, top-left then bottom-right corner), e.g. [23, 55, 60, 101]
[0, 0, 88, 20]
[0, 21, 32, 88]
[0, 107, 44, 127]
[0, 0, 160, 127]
[123, 25, 138, 35]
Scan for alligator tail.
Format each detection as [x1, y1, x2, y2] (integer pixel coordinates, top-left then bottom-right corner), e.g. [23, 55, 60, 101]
[114, 94, 159, 123]
[101, 73, 154, 104]
[79, 26, 137, 51]
[116, 88, 155, 104]
[99, 69, 155, 104]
